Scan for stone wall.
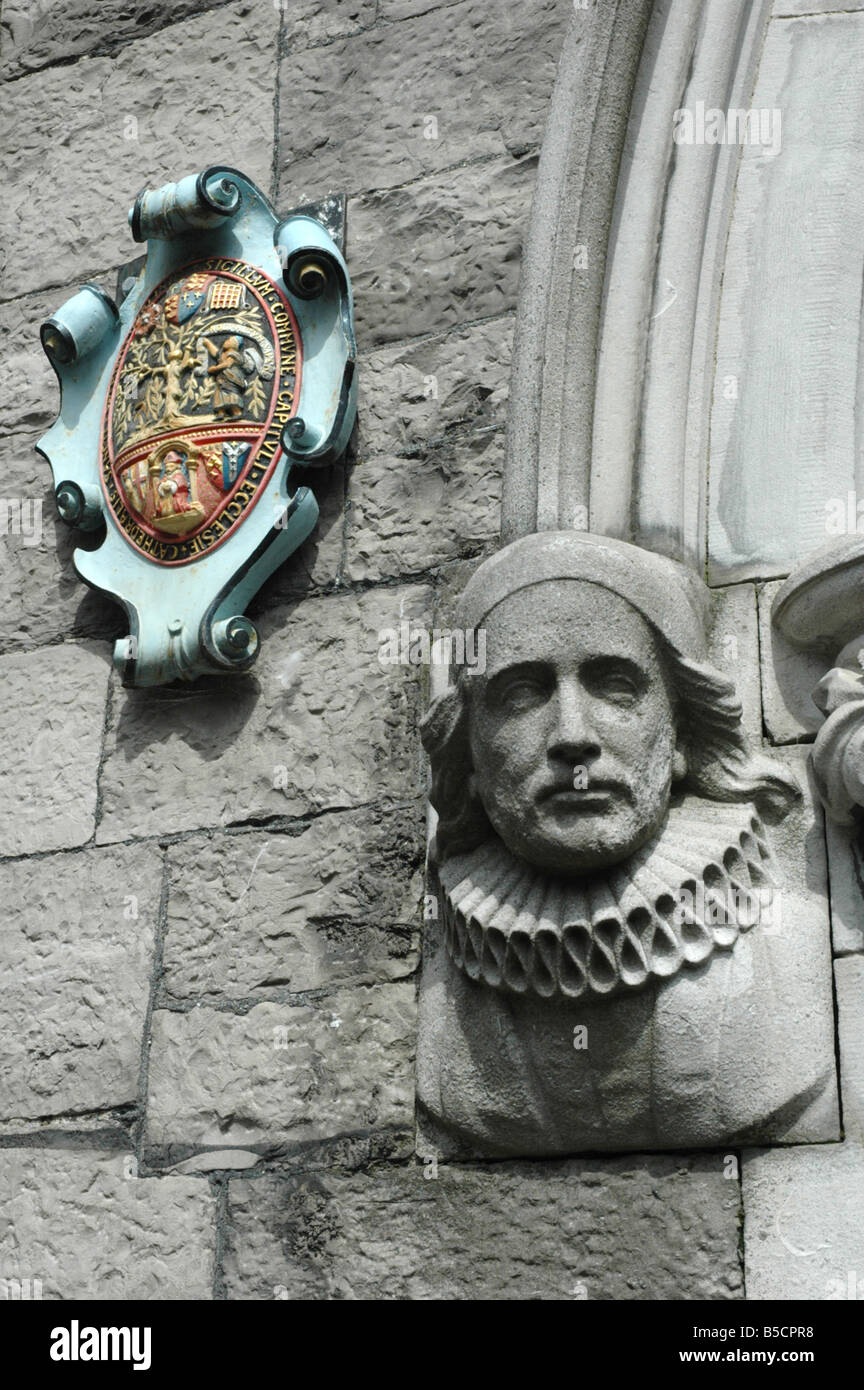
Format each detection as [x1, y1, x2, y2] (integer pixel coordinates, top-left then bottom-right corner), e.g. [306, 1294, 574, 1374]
[1, 0, 861, 1303]
[0, 0, 582, 1301]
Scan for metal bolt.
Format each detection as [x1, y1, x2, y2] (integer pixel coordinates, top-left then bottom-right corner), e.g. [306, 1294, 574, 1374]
[56, 482, 82, 523]
[213, 616, 258, 662]
[226, 618, 253, 651]
[289, 258, 328, 298]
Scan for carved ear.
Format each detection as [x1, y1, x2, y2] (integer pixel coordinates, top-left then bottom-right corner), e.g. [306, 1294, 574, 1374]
[419, 685, 466, 758]
[672, 744, 688, 782]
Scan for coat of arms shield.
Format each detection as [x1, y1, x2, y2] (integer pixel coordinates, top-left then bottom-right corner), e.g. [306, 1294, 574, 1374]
[38, 167, 356, 686]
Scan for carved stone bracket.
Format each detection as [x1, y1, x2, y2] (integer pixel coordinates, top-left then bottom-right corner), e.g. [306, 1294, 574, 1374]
[773, 541, 864, 825]
[419, 530, 837, 1157]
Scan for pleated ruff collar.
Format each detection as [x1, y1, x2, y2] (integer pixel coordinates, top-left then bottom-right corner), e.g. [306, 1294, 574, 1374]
[434, 798, 776, 1002]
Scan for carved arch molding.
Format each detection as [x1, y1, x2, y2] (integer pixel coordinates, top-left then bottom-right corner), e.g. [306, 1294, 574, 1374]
[504, 0, 772, 569]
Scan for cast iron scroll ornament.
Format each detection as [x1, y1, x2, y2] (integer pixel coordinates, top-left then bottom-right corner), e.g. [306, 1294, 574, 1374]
[38, 167, 357, 686]
[418, 532, 837, 1156]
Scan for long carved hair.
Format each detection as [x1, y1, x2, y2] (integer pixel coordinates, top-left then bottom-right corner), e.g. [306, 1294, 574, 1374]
[420, 628, 801, 863]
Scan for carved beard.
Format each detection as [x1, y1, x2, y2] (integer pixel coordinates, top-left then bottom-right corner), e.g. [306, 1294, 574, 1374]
[433, 796, 777, 1002]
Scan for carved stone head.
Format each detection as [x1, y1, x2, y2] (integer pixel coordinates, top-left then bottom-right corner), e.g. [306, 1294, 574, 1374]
[416, 535, 842, 1159]
[466, 578, 681, 873]
[423, 532, 798, 878]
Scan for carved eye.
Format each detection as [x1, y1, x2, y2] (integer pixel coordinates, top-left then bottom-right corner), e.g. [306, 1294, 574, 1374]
[489, 667, 550, 714]
[502, 680, 545, 712]
[582, 659, 644, 707]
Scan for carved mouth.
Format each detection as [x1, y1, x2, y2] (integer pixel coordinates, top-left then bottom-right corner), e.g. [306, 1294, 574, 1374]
[539, 789, 614, 811]
[537, 781, 629, 809]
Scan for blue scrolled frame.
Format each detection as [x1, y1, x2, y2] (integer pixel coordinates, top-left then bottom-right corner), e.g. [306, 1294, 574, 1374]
[38, 166, 357, 687]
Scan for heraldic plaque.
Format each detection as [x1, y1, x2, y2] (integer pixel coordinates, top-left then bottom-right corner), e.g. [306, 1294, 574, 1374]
[38, 166, 357, 686]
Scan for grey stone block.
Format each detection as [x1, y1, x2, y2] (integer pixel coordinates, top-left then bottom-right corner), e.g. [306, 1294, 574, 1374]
[347, 153, 538, 349]
[708, 583, 761, 743]
[430, 553, 497, 630]
[0, 643, 109, 856]
[251, 459, 347, 604]
[161, 804, 423, 1001]
[758, 580, 824, 744]
[0, 284, 90, 437]
[281, 0, 376, 48]
[0, 433, 124, 653]
[826, 820, 864, 955]
[378, 0, 461, 20]
[360, 317, 513, 457]
[0, 0, 236, 78]
[96, 583, 432, 843]
[0, 1149, 215, 1299]
[743, 1144, 864, 1300]
[2, 3, 278, 299]
[774, 1, 864, 13]
[345, 321, 511, 575]
[278, 0, 567, 199]
[224, 1155, 744, 1299]
[144, 985, 415, 1152]
[0, 843, 160, 1125]
[345, 427, 503, 583]
[836, 955, 864, 1144]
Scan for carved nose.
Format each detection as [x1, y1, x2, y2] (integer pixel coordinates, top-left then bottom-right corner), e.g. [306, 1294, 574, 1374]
[547, 681, 601, 765]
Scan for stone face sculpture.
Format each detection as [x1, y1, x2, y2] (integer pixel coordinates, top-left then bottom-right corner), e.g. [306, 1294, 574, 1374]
[418, 532, 839, 1157]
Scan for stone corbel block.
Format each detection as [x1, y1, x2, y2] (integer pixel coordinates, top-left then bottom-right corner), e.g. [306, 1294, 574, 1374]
[772, 540, 864, 824]
[417, 530, 838, 1158]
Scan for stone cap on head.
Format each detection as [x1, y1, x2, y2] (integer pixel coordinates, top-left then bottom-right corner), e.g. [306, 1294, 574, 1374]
[456, 531, 709, 661]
